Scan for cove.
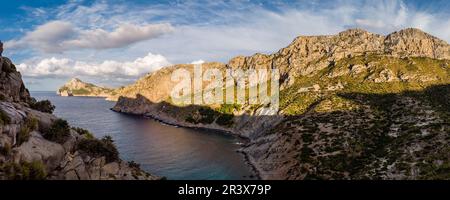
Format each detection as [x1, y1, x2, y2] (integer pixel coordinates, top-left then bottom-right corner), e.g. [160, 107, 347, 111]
[31, 91, 256, 180]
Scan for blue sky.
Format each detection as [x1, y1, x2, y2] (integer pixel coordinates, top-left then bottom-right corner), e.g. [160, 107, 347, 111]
[1, 0, 449, 91]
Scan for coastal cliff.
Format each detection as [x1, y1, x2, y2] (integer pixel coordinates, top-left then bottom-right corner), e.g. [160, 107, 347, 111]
[0, 56, 160, 180]
[110, 28, 450, 180]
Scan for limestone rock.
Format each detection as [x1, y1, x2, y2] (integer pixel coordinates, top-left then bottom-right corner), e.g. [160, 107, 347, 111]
[0, 57, 32, 103]
[384, 28, 450, 59]
[13, 132, 66, 171]
[57, 78, 114, 98]
[376, 69, 397, 83]
[0, 102, 27, 124]
[350, 64, 366, 76]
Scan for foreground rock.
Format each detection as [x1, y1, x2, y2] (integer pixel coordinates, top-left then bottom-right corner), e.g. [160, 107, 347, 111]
[0, 56, 160, 180]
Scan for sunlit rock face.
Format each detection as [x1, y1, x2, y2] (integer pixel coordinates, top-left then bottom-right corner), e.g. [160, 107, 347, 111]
[57, 78, 114, 98]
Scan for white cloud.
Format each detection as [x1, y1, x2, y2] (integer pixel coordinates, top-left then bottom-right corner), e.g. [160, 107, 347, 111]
[191, 60, 205, 64]
[6, 21, 173, 53]
[6, 21, 76, 52]
[62, 23, 174, 50]
[17, 53, 171, 79]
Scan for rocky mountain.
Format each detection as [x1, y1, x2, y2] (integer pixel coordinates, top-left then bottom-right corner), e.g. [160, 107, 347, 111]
[110, 28, 450, 180]
[58, 78, 115, 98]
[0, 56, 160, 180]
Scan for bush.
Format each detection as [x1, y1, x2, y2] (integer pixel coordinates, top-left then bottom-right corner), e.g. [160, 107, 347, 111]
[15, 117, 39, 146]
[0, 161, 47, 180]
[30, 100, 55, 114]
[185, 116, 196, 124]
[72, 127, 94, 139]
[127, 161, 141, 169]
[17, 126, 31, 145]
[217, 104, 241, 114]
[43, 119, 70, 143]
[0, 109, 10, 125]
[216, 114, 234, 126]
[25, 117, 38, 131]
[198, 108, 216, 124]
[76, 135, 119, 163]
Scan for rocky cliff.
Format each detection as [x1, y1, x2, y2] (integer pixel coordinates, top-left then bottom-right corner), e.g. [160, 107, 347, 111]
[0, 56, 160, 180]
[58, 78, 115, 98]
[110, 28, 450, 180]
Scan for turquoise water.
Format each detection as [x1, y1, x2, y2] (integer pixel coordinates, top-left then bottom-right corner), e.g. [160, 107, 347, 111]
[31, 92, 255, 180]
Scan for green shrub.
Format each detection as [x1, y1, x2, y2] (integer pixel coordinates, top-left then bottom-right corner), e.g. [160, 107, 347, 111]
[0, 161, 47, 180]
[0, 109, 10, 125]
[217, 104, 241, 114]
[30, 100, 55, 114]
[17, 126, 31, 145]
[198, 108, 216, 124]
[185, 115, 197, 124]
[43, 119, 70, 143]
[71, 88, 90, 95]
[127, 161, 141, 169]
[25, 117, 38, 131]
[76, 135, 119, 163]
[72, 127, 94, 139]
[15, 117, 39, 146]
[216, 114, 234, 126]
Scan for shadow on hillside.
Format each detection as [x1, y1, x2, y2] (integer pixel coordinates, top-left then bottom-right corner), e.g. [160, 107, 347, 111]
[111, 84, 449, 179]
[112, 84, 449, 138]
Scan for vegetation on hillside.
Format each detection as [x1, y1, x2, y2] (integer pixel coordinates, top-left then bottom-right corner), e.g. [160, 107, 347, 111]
[76, 135, 119, 163]
[30, 100, 55, 114]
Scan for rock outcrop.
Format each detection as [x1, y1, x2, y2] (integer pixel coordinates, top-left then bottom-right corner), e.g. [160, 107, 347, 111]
[57, 78, 115, 98]
[0, 57, 32, 103]
[228, 28, 449, 88]
[0, 56, 160, 180]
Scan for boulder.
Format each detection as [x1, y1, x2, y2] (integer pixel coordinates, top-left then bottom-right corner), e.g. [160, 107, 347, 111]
[12, 132, 65, 171]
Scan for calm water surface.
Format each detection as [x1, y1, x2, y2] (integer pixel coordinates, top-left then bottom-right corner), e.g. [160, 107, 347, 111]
[31, 92, 255, 180]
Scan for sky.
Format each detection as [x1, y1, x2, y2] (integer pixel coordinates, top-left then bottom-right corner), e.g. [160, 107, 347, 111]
[1, 0, 449, 91]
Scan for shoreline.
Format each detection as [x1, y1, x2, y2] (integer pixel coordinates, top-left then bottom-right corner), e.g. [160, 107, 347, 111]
[110, 108, 263, 180]
[57, 94, 110, 99]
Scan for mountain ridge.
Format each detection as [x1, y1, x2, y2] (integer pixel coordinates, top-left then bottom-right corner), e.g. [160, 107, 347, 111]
[109, 28, 450, 180]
